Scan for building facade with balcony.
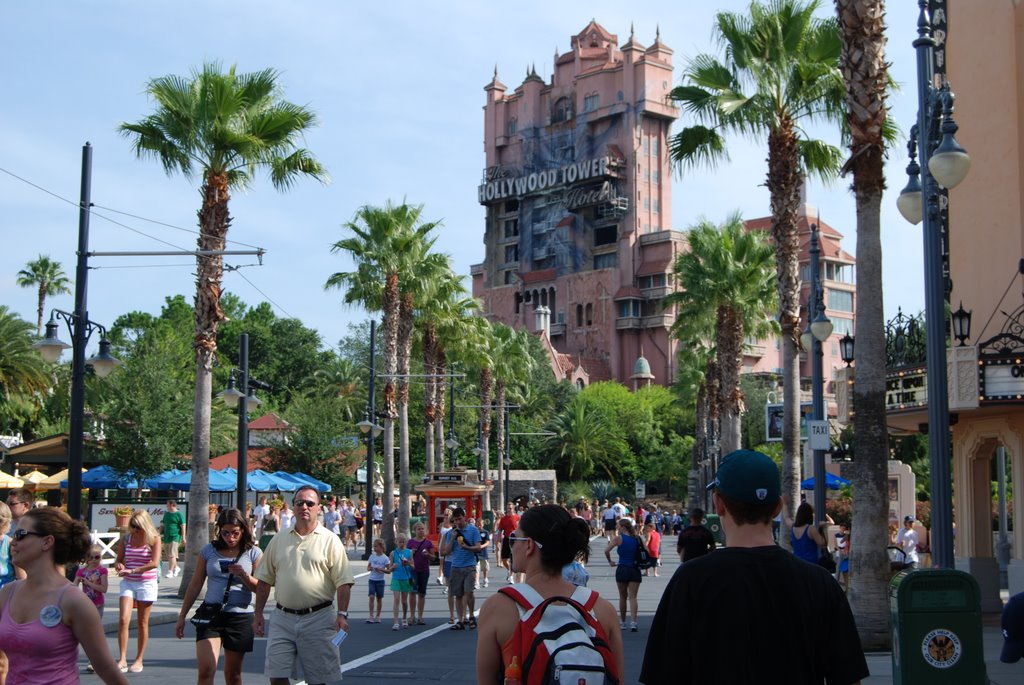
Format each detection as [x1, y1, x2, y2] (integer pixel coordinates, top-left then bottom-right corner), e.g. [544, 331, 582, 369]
[471, 21, 681, 387]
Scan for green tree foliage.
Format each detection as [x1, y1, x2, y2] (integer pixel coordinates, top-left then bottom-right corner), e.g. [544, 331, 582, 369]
[264, 395, 361, 491]
[545, 398, 628, 481]
[97, 326, 198, 480]
[0, 305, 52, 434]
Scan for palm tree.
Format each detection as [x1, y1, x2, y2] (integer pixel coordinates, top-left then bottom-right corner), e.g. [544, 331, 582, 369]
[417, 273, 477, 473]
[835, 0, 893, 649]
[670, 0, 846, 533]
[491, 324, 534, 512]
[326, 201, 438, 550]
[396, 244, 449, 536]
[16, 255, 71, 335]
[0, 306, 52, 424]
[667, 213, 778, 455]
[120, 62, 326, 593]
[546, 399, 622, 482]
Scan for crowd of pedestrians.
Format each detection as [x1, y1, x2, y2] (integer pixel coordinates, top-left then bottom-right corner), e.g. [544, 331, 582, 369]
[0, 457, 964, 684]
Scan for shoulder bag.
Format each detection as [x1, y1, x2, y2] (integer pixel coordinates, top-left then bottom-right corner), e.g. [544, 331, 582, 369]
[190, 551, 242, 628]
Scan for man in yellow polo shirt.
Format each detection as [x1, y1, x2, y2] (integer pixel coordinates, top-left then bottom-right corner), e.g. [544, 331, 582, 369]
[254, 486, 354, 685]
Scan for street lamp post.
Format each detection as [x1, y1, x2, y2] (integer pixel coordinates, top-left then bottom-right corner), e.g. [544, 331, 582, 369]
[800, 224, 833, 526]
[31, 144, 123, 523]
[897, 0, 972, 570]
[356, 319, 382, 560]
[217, 333, 270, 511]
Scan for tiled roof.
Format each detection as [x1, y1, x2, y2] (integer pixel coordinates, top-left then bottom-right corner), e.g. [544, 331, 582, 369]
[614, 286, 642, 299]
[248, 413, 289, 431]
[210, 447, 274, 471]
[578, 356, 612, 383]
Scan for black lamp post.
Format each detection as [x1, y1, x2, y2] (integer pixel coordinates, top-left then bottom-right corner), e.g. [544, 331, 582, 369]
[800, 224, 833, 527]
[218, 332, 270, 511]
[31, 144, 123, 524]
[355, 319, 380, 560]
[896, 0, 972, 570]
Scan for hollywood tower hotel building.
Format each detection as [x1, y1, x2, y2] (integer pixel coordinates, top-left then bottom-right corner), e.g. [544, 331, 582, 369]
[472, 21, 681, 387]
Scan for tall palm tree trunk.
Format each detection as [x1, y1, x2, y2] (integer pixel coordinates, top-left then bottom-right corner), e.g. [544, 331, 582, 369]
[495, 383, 507, 513]
[768, 119, 805, 549]
[180, 174, 229, 596]
[479, 367, 493, 512]
[836, 0, 891, 649]
[423, 329, 438, 474]
[35, 285, 46, 336]
[397, 295, 414, 537]
[717, 306, 744, 454]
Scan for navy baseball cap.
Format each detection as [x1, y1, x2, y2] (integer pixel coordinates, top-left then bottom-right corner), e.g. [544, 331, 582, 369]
[706, 449, 781, 504]
[1001, 592, 1024, 663]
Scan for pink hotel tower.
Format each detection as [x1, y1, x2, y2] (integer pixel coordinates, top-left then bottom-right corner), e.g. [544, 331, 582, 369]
[471, 20, 855, 393]
[472, 21, 680, 388]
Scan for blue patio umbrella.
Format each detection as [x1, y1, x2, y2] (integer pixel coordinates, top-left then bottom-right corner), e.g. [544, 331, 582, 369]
[143, 469, 184, 489]
[268, 471, 305, 491]
[162, 468, 237, 492]
[289, 471, 331, 492]
[800, 472, 851, 490]
[247, 469, 292, 491]
[64, 465, 138, 489]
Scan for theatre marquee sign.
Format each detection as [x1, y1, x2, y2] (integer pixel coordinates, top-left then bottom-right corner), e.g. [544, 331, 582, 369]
[886, 367, 928, 412]
[979, 356, 1024, 401]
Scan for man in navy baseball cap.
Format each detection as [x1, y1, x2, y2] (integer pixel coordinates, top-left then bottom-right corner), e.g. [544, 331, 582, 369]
[642, 449, 868, 684]
[1001, 592, 1024, 663]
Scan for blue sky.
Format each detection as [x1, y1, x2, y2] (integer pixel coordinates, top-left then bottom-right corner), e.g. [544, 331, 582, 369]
[1, 1, 926, 353]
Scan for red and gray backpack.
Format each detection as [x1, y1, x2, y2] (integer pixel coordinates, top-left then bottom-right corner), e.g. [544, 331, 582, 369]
[498, 584, 619, 685]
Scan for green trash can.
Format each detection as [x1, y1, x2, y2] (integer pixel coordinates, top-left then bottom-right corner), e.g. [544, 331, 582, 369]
[889, 569, 988, 683]
[704, 514, 725, 546]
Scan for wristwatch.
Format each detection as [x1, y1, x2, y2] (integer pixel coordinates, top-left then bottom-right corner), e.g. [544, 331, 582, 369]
[337, 611, 348, 618]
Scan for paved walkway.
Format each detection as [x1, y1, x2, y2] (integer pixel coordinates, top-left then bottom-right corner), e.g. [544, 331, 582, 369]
[80, 539, 1020, 684]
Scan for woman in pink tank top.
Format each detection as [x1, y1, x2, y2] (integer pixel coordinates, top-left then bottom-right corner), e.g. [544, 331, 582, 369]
[114, 510, 161, 673]
[0, 507, 129, 684]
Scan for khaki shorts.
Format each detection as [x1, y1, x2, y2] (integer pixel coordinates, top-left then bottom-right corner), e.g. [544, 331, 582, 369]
[162, 540, 180, 561]
[265, 605, 341, 684]
[448, 565, 476, 598]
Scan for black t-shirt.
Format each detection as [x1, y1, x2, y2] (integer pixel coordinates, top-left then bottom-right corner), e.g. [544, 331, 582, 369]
[676, 525, 716, 561]
[640, 545, 869, 685]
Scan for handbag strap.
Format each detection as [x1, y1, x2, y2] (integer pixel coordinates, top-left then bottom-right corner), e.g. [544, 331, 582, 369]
[220, 551, 244, 605]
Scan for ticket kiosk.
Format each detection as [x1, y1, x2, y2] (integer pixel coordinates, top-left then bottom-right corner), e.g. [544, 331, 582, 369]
[414, 469, 492, 545]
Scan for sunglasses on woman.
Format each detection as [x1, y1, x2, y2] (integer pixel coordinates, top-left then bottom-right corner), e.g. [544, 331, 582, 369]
[507, 533, 542, 548]
[13, 529, 48, 541]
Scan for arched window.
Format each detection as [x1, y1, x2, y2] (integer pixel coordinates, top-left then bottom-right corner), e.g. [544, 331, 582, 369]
[576, 304, 583, 327]
[552, 97, 572, 123]
[585, 303, 593, 327]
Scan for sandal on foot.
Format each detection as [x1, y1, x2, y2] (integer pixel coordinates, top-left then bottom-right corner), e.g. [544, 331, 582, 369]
[468, 617, 478, 629]
[449, 622, 465, 630]
[448, 617, 455, 624]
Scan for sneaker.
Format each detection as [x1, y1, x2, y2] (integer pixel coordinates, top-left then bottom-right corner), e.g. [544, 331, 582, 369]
[474, 582, 480, 590]
[164, 571, 173, 578]
[392, 623, 400, 631]
[402, 619, 409, 628]
[436, 576, 443, 585]
[620, 621, 627, 630]
[631, 622, 639, 632]
[173, 567, 182, 577]
[483, 578, 489, 588]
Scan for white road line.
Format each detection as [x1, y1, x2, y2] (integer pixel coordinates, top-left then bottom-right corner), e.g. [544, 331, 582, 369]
[339, 610, 480, 674]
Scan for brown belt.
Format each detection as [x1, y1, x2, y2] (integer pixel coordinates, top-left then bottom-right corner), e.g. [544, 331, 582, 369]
[276, 600, 332, 615]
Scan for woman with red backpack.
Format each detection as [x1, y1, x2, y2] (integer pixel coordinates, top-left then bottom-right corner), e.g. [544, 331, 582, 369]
[476, 504, 623, 684]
